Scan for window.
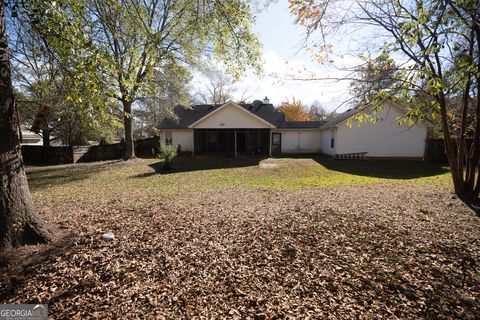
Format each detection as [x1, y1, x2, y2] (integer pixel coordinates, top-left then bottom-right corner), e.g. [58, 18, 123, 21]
[165, 131, 173, 145]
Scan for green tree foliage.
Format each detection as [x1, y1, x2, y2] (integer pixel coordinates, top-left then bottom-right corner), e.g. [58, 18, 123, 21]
[16, 0, 262, 159]
[1, 0, 262, 249]
[290, 0, 480, 204]
[160, 144, 178, 170]
[9, 14, 119, 146]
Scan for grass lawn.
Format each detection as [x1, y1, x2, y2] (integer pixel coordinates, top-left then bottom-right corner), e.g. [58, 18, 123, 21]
[26, 156, 452, 204]
[1, 157, 479, 319]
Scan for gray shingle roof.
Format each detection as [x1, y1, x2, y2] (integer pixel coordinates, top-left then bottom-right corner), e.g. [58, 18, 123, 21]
[320, 106, 370, 129]
[158, 102, 334, 129]
[158, 103, 286, 129]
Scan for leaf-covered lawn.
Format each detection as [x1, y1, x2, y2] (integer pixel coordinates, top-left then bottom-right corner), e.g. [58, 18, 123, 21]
[1, 157, 479, 319]
[25, 157, 452, 204]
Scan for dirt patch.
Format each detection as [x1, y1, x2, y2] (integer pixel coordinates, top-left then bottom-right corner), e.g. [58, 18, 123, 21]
[1, 185, 479, 319]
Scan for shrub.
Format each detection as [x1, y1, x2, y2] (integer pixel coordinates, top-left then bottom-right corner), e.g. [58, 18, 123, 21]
[159, 145, 178, 169]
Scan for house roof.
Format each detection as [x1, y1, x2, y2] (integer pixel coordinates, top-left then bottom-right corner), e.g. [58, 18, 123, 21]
[187, 102, 277, 128]
[158, 100, 419, 131]
[320, 101, 430, 129]
[159, 100, 426, 131]
[158, 102, 288, 129]
[320, 108, 362, 129]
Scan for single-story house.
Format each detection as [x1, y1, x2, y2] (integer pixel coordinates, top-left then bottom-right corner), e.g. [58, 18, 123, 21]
[20, 129, 43, 146]
[157, 99, 429, 159]
[20, 128, 62, 146]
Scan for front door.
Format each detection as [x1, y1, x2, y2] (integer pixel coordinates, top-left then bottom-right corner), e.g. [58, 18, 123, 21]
[271, 133, 281, 155]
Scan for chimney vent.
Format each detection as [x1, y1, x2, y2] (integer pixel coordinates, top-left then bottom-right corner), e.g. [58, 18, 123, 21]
[263, 96, 270, 104]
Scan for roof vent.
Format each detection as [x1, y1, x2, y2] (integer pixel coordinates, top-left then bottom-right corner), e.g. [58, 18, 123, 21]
[263, 96, 270, 104]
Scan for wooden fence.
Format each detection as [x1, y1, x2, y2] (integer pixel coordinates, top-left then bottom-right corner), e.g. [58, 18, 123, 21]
[423, 138, 480, 163]
[424, 139, 448, 163]
[134, 136, 161, 157]
[22, 136, 161, 165]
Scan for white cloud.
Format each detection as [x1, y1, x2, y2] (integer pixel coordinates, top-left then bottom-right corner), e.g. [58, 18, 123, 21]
[190, 50, 364, 113]
[231, 50, 362, 112]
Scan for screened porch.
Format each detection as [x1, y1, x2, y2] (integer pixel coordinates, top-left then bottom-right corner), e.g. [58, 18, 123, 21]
[193, 129, 270, 156]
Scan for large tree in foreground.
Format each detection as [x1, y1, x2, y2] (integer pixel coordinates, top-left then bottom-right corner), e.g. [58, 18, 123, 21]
[290, 0, 480, 206]
[0, 1, 53, 250]
[0, 0, 262, 251]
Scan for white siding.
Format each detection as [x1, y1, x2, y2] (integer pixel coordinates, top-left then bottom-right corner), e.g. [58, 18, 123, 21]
[299, 130, 321, 152]
[319, 128, 336, 155]
[334, 104, 427, 157]
[21, 130, 43, 145]
[274, 130, 321, 153]
[172, 130, 193, 152]
[192, 104, 271, 129]
[160, 129, 193, 152]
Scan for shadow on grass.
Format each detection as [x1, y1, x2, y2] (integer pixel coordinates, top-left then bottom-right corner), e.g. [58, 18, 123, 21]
[130, 154, 450, 180]
[0, 231, 76, 303]
[132, 156, 264, 178]
[132, 155, 449, 180]
[314, 157, 450, 179]
[26, 160, 123, 191]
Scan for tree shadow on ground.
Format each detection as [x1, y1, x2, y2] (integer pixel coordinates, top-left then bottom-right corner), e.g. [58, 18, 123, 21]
[132, 155, 450, 180]
[26, 160, 123, 191]
[314, 157, 450, 179]
[132, 156, 264, 178]
[0, 231, 76, 303]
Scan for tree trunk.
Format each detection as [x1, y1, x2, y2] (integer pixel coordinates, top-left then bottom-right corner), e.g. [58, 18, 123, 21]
[123, 100, 135, 160]
[42, 128, 50, 148]
[0, 2, 53, 251]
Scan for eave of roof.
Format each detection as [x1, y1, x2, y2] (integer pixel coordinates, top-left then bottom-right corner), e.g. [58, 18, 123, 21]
[158, 102, 285, 129]
[277, 120, 326, 129]
[319, 100, 434, 129]
[188, 101, 276, 128]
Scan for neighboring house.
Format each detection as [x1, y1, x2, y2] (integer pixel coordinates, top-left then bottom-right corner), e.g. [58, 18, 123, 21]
[158, 99, 429, 159]
[20, 129, 43, 146]
[20, 128, 63, 146]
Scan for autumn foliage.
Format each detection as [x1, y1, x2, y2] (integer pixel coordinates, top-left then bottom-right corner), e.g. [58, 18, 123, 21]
[278, 97, 311, 121]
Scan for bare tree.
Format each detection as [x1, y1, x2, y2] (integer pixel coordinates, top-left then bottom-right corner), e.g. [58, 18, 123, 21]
[290, 0, 480, 207]
[307, 100, 328, 120]
[194, 67, 236, 105]
[134, 64, 192, 138]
